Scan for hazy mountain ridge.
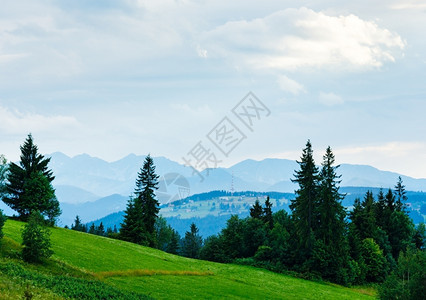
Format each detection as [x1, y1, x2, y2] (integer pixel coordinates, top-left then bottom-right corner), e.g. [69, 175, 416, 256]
[47, 152, 426, 205]
[3, 151, 423, 226]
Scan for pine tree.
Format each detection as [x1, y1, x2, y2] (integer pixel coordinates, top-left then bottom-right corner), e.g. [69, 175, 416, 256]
[166, 229, 180, 255]
[263, 196, 274, 230]
[120, 155, 160, 247]
[71, 215, 84, 231]
[385, 188, 396, 212]
[360, 191, 378, 239]
[250, 199, 263, 219]
[394, 176, 408, 211]
[22, 210, 53, 263]
[316, 147, 345, 240]
[182, 223, 203, 258]
[375, 189, 387, 230]
[89, 223, 96, 234]
[290, 140, 320, 262]
[313, 146, 349, 283]
[120, 197, 146, 244]
[137, 155, 160, 246]
[97, 222, 105, 236]
[3, 134, 59, 221]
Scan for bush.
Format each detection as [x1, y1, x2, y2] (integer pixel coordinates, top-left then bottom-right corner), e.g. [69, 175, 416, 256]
[200, 235, 229, 263]
[254, 245, 274, 262]
[22, 211, 53, 263]
[360, 238, 388, 282]
[379, 248, 426, 300]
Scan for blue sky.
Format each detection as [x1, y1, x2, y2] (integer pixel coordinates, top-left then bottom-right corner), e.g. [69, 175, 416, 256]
[0, 0, 425, 178]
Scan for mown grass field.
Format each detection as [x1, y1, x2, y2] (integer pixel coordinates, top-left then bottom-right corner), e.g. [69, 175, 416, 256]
[1, 220, 377, 299]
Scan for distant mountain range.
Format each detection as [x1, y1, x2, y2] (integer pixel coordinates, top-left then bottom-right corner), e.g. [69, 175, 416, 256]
[1, 152, 425, 226]
[48, 152, 426, 203]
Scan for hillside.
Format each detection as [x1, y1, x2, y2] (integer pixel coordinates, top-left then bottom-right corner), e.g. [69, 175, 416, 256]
[90, 188, 426, 237]
[1, 220, 375, 299]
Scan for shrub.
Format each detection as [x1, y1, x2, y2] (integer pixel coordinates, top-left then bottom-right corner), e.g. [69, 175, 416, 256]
[22, 211, 53, 263]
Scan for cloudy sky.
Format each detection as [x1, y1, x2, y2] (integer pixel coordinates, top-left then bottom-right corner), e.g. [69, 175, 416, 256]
[1, 0, 425, 178]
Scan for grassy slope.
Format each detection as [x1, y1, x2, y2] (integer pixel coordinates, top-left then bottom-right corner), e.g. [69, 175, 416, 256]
[2, 220, 376, 299]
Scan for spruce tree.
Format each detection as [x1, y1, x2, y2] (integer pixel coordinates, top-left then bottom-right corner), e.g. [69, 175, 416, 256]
[313, 146, 349, 283]
[182, 223, 203, 258]
[120, 154, 159, 247]
[385, 188, 396, 213]
[89, 223, 96, 234]
[359, 191, 378, 239]
[97, 222, 105, 236]
[375, 189, 387, 231]
[316, 146, 345, 240]
[3, 134, 59, 221]
[263, 196, 274, 230]
[137, 154, 160, 247]
[394, 176, 407, 211]
[71, 215, 84, 231]
[290, 140, 320, 262]
[166, 229, 180, 255]
[120, 197, 146, 244]
[250, 199, 263, 219]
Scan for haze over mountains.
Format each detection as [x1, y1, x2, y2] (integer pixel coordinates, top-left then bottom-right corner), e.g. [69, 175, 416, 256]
[1, 152, 425, 227]
[48, 152, 426, 204]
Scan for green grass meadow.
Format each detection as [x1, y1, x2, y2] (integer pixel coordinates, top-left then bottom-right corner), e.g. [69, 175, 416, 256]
[1, 220, 376, 299]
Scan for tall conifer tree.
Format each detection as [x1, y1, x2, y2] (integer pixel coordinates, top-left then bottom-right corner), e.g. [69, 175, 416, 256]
[394, 176, 407, 211]
[290, 140, 320, 262]
[3, 134, 59, 221]
[263, 196, 274, 230]
[250, 199, 263, 219]
[313, 146, 349, 283]
[120, 154, 159, 246]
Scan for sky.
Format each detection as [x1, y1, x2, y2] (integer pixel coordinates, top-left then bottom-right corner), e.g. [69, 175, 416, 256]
[0, 0, 425, 178]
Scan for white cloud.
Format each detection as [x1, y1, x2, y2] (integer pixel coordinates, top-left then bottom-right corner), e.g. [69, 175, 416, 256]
[199, 7, 405, 71]
[0, 105, 79, 135]
[277, 75, 306, 95]
[318, 92, 344, 106]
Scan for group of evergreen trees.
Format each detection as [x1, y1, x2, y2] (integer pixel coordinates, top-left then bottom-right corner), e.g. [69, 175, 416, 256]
[70, 215, 119, 238]
[290, 142, 349, 282]
[199, 141, 425, 292]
